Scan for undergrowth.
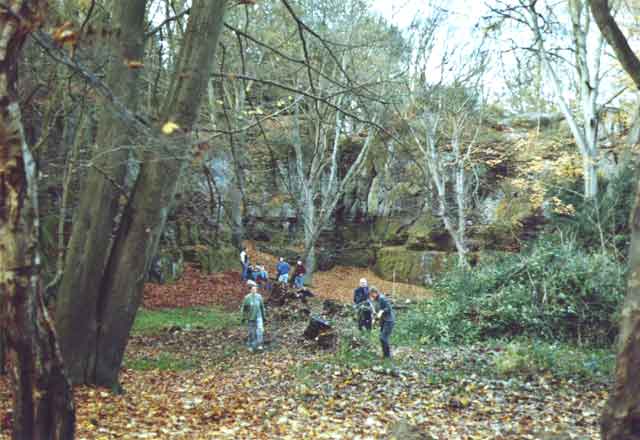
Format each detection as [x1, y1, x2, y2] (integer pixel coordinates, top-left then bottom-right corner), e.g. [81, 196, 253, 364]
[395, 238, 625, 348]
[490, 338, 614, 382]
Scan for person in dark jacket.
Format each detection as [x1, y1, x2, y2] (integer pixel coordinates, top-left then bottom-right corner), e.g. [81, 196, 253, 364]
[353, 278, 372, 331]
[369, 286, 395, 359]
[293, 260, 306, 288]
[148, 255, 164, 284]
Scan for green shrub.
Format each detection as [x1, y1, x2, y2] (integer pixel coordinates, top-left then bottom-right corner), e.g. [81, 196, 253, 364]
[396, 238, 626, 346]
[547, 164, 635, 253]
[492, 339, 614, 381]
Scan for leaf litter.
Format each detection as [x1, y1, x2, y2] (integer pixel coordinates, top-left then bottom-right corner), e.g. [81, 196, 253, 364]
[0, 262, 608, 439]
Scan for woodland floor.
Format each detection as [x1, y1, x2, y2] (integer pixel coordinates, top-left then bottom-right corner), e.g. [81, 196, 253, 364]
[0, 256, 609, 439]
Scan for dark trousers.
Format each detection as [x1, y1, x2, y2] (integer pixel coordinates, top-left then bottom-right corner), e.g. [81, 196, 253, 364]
[358, 309, 372, 331]
[149, 268, 164, 284]
[380, 321, 394, 358]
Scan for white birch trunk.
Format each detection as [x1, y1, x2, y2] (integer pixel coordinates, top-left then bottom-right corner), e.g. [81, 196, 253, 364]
[528, 0, 604, 200]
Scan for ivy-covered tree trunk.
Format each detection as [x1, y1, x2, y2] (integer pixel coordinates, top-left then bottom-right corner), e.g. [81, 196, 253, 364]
[0, 1, 76, 437]
[92, 0, 227, 387]
[54, 0, 147, 385]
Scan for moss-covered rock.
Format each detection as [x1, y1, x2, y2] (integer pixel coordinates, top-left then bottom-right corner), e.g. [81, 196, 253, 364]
[182, 244, 239, 273]
[333, 245, 377, 268]
[372, 217, 409, 245]
[405, 215, 454, 251]
[373, 246, 455, 285]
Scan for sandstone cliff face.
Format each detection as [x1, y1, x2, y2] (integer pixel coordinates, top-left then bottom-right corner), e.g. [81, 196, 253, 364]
[158, 114, 629, 286]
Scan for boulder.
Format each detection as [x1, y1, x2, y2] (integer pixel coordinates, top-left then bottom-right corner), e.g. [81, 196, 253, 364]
[373, 246, 455, 285]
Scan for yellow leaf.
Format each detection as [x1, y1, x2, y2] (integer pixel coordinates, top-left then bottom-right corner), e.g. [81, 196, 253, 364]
[162, 121, 180, 135]
[125, 59, 144, 69]
[52, 22, 77, 45]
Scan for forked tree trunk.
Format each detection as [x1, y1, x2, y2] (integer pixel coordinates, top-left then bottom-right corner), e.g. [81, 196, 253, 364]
[91, 0, 227, 387]
[55, 0, 147, 385]
[0, 1, 75, 437]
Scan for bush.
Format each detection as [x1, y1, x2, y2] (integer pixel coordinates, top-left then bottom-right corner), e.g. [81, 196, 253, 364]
[546, 164, 635, 254]
[396, 238, 626, 347]
[492, 339, 614, 381]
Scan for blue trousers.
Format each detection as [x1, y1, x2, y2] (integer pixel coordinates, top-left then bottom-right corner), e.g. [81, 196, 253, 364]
[247, 318, 264, 349]
[241, 262, 249, 280]
[380, 321, 394, 358]
[294, 275, 304, 288]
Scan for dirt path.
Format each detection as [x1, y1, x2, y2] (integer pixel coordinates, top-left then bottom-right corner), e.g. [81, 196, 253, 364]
[247, 241, 432, 303]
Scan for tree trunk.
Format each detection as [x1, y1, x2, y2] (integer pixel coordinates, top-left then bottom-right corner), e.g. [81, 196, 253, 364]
[91, 0, 227, 387]
[583, 153, 598, 200]
[229, 181, 244, 249]
[587, 5, 640, 435]
[55, 0, 147, 385]
[600, 177, 640, 440]
[0, 2, 76, 437]
[0, 331, 5, 375]
[304, 241, 316, 286]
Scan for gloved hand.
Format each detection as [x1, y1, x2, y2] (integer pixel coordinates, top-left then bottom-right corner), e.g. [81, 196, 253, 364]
[377, 310, 384, 319]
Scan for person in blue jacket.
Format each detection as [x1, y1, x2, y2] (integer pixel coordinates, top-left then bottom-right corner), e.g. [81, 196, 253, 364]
[369, 287, 395, 359]
[353, 278, 372, 331]
[276, 257, 290, 283]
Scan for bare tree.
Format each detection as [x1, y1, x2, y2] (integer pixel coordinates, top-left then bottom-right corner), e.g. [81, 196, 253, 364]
[407, 89, 480, 266]
[399, 13, 485, 266]
[291, 98, 379, 281]
[490, 0, 607, 199]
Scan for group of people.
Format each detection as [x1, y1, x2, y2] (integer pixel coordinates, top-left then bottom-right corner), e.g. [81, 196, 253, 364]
[239, 247, 269, 284]
[239, 247, 395, 359]
[241, 247, 307, 289]
[353, 278, 395, 359]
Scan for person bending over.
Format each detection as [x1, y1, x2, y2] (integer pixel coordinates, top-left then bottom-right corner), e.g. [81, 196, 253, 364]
[369, 286, 395, 359]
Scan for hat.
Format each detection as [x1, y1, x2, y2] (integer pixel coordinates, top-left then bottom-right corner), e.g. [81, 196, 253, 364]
[247, 280, 257, 287]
